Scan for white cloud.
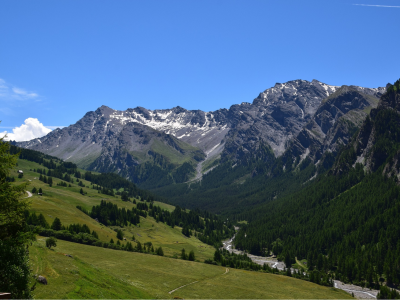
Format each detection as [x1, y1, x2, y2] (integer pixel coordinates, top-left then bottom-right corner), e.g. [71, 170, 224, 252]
[12, 87, 38, 98]
[0, 78, 40, 101]
[1, 118, 52, 142]
[353, 4, 400, 8]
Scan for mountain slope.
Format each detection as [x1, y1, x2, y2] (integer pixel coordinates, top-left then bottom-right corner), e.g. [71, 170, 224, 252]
[152, 84, 385, 209]
[333, 79, 400, 176]
[281, 85, 383, 171]
[233, 79, 400, 288]
[18, 106, 206, 188]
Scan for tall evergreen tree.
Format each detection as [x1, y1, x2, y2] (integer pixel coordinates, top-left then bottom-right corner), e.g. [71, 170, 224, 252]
[156, 247, 164, 256]
[51, 217, 62, 231]
[181, 248, 187, 260]
[188, 250, 195, 261]
[0, 137, 35, 298]
[116, 229, 124, 240]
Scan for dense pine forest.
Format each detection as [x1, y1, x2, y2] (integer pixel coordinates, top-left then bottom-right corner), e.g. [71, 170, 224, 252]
[232, 80, 400, 289]
[234, 166, 400, 287]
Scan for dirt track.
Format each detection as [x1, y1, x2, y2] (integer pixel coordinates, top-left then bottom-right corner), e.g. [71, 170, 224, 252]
[168, 268, 229, 294]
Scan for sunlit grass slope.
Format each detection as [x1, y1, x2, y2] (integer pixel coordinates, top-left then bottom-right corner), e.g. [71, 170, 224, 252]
[30, 238, 352, 299]
[30, 238, 151, 299]
[13, 159, 214, 260]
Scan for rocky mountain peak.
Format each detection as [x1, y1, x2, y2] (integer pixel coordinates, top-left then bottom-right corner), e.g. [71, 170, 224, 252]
[17, 78, 386, 189]
[95, 105, 114, 115]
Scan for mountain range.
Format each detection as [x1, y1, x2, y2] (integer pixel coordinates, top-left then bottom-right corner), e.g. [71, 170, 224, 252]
[18, 79, 385, 190]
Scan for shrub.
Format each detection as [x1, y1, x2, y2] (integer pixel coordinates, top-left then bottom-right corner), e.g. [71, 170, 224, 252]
[46, 237, 57, 249]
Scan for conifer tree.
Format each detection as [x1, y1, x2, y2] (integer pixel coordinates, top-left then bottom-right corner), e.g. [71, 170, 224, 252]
[181, 248, 187, 260]
[51, 217, 62, 231]
[0, 136, 35, 298]
[214, 249, 222, 262]
[38, 213, 49, 228]
[156, 247, 164, 256]
[189, 250, 195, 261]
[136, 241, 142, 251]
[117, 229, 124, 240]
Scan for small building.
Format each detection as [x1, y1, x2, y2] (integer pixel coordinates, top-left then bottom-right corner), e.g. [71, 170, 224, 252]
[18, 170, 23, 174]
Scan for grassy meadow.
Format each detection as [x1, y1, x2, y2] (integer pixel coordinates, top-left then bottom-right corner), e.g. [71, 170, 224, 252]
[30, 238, 352, 299]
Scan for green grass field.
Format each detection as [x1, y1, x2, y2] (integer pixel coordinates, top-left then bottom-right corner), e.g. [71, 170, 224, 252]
[153, 201, 176, 212]
[30, 238, 352, 299]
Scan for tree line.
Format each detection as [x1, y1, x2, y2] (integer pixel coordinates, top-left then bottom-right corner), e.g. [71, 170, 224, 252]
[77, 200, 147, 226]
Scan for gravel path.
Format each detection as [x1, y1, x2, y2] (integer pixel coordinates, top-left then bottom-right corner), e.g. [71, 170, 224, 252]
[168, 268, 229, 294]
[169, 280, 199, 294]
[25, 191, 32, 198]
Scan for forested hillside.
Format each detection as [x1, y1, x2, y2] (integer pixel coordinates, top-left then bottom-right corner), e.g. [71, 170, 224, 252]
[232, 79, 400, 289]
[153, 145, 319, 216]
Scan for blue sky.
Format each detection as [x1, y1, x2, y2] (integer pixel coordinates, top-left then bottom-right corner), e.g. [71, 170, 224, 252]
[0, 0, 399, 140]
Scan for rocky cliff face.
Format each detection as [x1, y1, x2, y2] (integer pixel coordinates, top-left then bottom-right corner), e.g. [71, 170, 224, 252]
[356, 82, 400, 173]
[281, 85, 384, 169]
[18, 79, 385, 188]
[332, 80, 400, 179]
[221, 80, 341, 161]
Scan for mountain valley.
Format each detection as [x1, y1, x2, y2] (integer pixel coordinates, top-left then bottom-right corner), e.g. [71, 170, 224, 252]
[5, 78, 400, 299]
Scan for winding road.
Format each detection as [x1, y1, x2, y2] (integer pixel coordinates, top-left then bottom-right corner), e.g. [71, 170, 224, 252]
[25, 191, 32, 198]
[222, 233, 379, 299]
[334, 281, 378, 299]
[222, 235, 285, 271]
